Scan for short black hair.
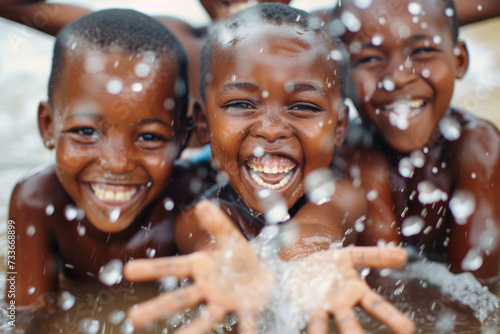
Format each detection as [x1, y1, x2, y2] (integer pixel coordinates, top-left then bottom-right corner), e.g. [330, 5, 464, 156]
[48, 8, 188, 119]
[332, 0, 459, 42]
[200, 3, 349, 100]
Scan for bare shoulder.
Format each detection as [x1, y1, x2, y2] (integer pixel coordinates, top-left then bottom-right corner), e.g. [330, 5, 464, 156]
[10, 163, 68, 213]
[449, 109, 500, 170]
[153, 15, 207, 41]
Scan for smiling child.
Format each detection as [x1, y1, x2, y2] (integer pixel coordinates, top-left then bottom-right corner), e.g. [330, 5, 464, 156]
[5, 8, 211, 308]
[332, 0, 500, 284]
[123, 4, 415, 333]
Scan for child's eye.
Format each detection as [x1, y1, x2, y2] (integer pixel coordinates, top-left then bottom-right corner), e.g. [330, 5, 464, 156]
[138, 133, 167, 142]
[290, 103, 322, 112]
[412, 47, 438, 56]
[221, 101, 257, 117]
[223, 101, 255, 109]
[289, 103, 324, 118]
[352, 56, 382, 67]
[68, 127, 101, 144]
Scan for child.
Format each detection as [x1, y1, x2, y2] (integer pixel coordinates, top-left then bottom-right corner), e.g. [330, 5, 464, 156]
[124, 4, 415, 334]
[331, 0, 500, 284]
[5, 8, 209, 308]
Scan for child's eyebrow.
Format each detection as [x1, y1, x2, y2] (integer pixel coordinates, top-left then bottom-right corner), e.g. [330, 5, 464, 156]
[407, 34, 432, 42]
[221, 82, 259, 92]
[69, 112, 101, 119]
[132, 118, 171, 127]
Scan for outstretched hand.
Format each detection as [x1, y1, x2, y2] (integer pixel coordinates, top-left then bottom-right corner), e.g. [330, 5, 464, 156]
[124, 200, 274, 334]
[284, 246, 415, 334]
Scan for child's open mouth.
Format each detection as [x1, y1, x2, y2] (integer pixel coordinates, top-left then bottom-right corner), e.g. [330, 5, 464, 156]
[90, 183, 139, 203]
[381, 99, 427, 130]
[247, 156, 297, 190]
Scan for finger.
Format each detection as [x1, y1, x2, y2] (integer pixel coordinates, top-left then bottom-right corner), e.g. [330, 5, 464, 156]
[124, 253, 201, 281]
[237, 311, 258, 334]
[360, 289, 415, 334]
[347, 247, 408, 268]
[306, 310, 329, 334]
[331, 308, 364, 334]
[176, 303, 226, 334]
[127, 285, 202, 328]
[195, 200, 248, 244]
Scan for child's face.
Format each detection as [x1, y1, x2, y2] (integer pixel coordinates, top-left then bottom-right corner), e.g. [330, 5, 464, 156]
[203, 25, 346, 212]
[342, 0, 468, 152]
[41, 50, 182, 232]
[199, 0, 291, 21]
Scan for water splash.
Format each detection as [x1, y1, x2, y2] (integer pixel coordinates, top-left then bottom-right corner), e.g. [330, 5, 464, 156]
[108, 208, 121, 223]
[26, 225, 36, 237]
[45, 204, 55, 216]
[159, 276, 179, 292]
[461, 248, 484, 271]
[449, 190, 476, 224]
[134, 63, 151, 78]
[439, 116, 462, 141]
[106, 79, 123, 95]
[79, 318, 100, 334]
[256, 189, 289, 225]
[59, 290, 75, 311]
[98, 259, 123, 286]
[401, 216, 425, 236]
[418, 181, 448, 204]
[163, 197, 175, 211]
[108, 310, 126, 325]
[305, 168, 336, 205]
[399, 157, 415, 178]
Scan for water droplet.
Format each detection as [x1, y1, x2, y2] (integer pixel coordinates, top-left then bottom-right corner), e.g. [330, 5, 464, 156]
[106, 79, 123, 95]
[382, 77, 395, 91]
[341, 10, 361, 32]
[84, 54, 105, 74]
[77, 224, 86, 236]
[449, 190, 475, 224]
[418, 181, 448, 204]
[99, 259, 123, 286]
[134, 63, 151, 77]
[60, 291, 75, 311]
[407, 2, 422, 15]
[216, 171, 229, 185]
[353, 0, 372, 9]
[389, 112, 409, 130]
[401, 216, 425, 236]
[262, 90, 269, 98]
[131, 82, 143, 92]
[163, 98, 175, 111]
[79, 318, 100, 334]
[399, 157, 415, 178]
[354, 216, 366, 232]
[477, 5, 483, 11]
[65, 205, 78, 221]
[27, 286, 35, 295]
[146, 181, 152, 188]
[329, 49, 344, 61]
[120, 318, 135, 334]
[159, 276, 179, 291]
[163, 197, 175, 211]
[410, 150, 425, 168]
[471, 172, 477, 179]
[108, 208, 121, 223]
[145, 248, 156, 258]
[26, 225, 36, 237]
[45, 204, 55, 216]
[433, 35, 442, 45]
[305, 168, 336, 205]
[366, 190, 378, 201]
[422, 68, 431, 78]
[360, 267, 371, 279]
[445, 8, 454, 17]
[108, 310, 126, 325]
[461, 248, 483, 271]
[439, 117, 462, 141]
[378, 17, 386, 25]
[256, 189, 289, 224]
[70, 41, 78, 50]
[231, 74, 236, 82]
[253, 145, 265, 158]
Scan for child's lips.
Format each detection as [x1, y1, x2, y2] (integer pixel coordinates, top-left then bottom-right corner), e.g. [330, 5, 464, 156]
[381, 98, 427, 119]
[246, 155, 297, 190]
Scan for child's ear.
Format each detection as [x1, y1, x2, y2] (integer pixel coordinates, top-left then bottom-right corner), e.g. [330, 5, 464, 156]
[38, 101, 55, 149]
[334, 105, 349, 148]
[454, 40, 469, 79]
[193, 101, 210, 145]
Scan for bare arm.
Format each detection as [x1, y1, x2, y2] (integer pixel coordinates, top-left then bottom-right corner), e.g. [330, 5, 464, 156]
[6, 167, 59, 307]
[454, 0, 500, 26]
[0, 1, 91, 36]
[448, 121, 500, 284]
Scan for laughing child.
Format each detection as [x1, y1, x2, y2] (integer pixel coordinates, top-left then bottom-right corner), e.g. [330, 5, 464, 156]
[124, 4, 415, 334]
[5, 8, 210, 308]
[331, 0, 500, 284]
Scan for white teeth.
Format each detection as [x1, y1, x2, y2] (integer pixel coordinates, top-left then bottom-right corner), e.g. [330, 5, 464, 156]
[248, 167, 295, 190]
[248, 164, 295, 174]
[383, 99, 424, 112]
[91, 184, 138, 202]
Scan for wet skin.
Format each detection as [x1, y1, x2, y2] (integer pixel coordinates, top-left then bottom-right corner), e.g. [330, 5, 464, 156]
[337, 0, 500, 282]
[7, 50, 204, 306]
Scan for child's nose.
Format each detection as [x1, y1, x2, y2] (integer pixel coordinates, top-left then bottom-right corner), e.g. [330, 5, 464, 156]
[99, 141, 136, 175]
[250, 112, 293, 142]
[385, 57, 418, 89]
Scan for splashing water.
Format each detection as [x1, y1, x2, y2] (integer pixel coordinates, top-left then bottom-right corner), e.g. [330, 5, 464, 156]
[45, 204, 55, 216]
[418, 181, 448, 204]
[439, 116, 462, 141]
[134, 62, 151, 78]
[449, 190, 476, 224]
[159, 276, 179, 292]
[79, 318, 100, 334]
[108, 207, 121, 223]
[353, 0, 372, 9]
[99, 259, 123, 286]
[257, 189, 289, 225]
[401, 216, 425, 236]
[407, 2, 423, 15]
[64, 204, 84, 221]
[59, 291, 76, 311]
[106, 79, 123, 95]
[108, 310, 126, 325]
[305, 168, 336, 205]
[461, 248, 484, 271]
[340, 10, 361, 32]
[163, 197, 175, 211]
[399, 157, 415, 178]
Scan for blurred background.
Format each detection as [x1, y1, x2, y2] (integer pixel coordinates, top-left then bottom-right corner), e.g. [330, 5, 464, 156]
[0, 0, 499, 233]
